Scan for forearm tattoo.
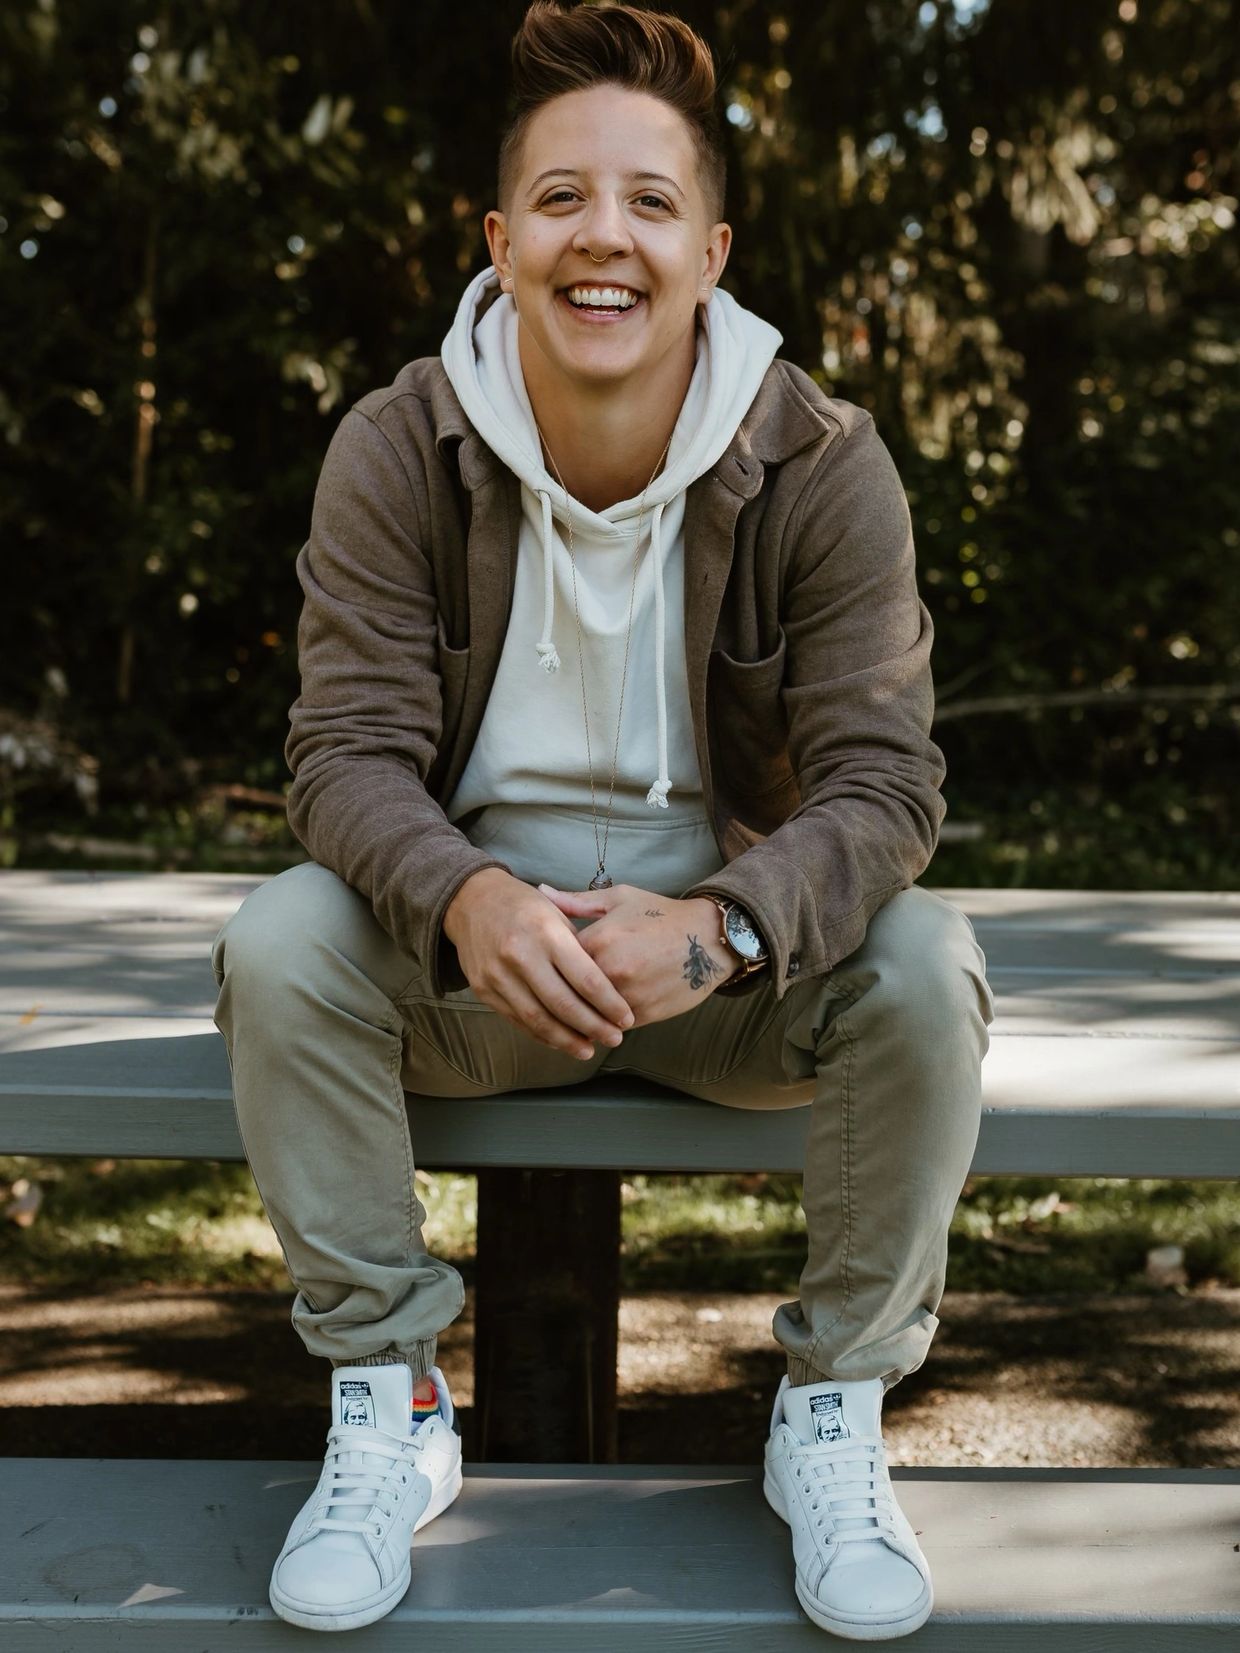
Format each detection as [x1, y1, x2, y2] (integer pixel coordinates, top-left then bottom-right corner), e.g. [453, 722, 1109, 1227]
[683, 932, 729, 991]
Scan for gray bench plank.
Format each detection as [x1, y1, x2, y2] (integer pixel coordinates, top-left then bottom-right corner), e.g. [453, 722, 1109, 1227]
[0, 1028, 1237, 1174]
[3, 873, 1238, 1175]
[1, 1458, 1237, 1649]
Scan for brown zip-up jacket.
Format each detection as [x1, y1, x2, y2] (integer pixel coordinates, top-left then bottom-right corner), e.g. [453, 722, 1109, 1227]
[284, 352, 946, 1006]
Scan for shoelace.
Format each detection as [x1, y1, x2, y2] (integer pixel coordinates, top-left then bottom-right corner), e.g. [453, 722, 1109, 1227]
[787, 1431, 902, 1546]
[306, 1423, 427, 1540]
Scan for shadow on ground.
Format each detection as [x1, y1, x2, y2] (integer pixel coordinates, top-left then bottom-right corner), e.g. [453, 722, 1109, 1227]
[0, 1284, 1236, 1466]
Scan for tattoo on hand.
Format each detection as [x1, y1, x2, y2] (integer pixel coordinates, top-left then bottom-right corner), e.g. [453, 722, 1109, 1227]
[683, 932, 729, 992]
[644, 907, 665, 917]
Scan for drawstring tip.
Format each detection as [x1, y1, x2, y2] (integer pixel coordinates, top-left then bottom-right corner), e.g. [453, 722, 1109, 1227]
[535, 643, 561, 674]
[645, 780, 671, 809]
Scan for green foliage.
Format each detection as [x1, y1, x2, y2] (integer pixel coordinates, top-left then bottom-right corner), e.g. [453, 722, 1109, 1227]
[1, 0, 1237, 875]
[5, 1157, 1235, 1298]
[0, 1156, 288, 1289]
[928, 778, 1240, 889]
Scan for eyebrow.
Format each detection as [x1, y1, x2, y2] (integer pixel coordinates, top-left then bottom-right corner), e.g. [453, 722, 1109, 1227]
[527, 168, 685, 200]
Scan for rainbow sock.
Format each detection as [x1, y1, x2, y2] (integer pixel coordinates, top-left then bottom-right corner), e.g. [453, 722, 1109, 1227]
[411, 1378, 439, 1429]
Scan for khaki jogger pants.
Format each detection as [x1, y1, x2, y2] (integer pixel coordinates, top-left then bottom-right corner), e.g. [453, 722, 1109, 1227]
[211, 860, 994, 1394]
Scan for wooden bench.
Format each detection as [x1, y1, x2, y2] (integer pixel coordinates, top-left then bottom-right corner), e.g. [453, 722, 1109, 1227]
[2, 869, 1238, 1645]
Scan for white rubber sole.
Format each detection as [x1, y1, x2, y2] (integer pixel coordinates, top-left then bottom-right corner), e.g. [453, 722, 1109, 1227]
[269, 1452, 464, 1632]
[762, 1463, 933, 1641]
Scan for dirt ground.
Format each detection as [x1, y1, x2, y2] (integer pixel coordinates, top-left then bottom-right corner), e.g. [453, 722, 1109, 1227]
[0, 1282, 1236, 1467]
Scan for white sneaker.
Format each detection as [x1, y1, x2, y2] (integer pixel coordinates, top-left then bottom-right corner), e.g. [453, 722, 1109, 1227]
[763, 1374, 932, 1640]
[269, 1361, 463, 1632]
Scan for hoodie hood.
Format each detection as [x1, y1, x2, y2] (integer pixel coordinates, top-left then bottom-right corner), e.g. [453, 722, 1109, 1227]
[440, 263, 782, 807]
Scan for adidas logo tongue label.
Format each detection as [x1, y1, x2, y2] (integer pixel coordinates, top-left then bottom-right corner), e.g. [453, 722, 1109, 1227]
[809, 1390, 850, 1444]
[339, 1378, 376, 1429]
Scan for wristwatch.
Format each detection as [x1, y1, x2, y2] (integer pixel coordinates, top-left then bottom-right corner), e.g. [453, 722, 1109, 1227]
[701, 895, 769, 985]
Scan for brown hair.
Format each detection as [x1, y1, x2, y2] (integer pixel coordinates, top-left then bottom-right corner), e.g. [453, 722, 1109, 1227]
[497, 1, 727, 228]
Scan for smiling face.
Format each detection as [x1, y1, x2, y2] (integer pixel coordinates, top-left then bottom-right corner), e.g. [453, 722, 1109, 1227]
[484, 83, 730, 395]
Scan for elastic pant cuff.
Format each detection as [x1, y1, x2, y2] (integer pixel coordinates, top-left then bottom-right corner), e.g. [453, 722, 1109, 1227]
[786, 1356, 834, 1390]
[330, 1337, 438, 1384]
[785, 1355, 900, 1394]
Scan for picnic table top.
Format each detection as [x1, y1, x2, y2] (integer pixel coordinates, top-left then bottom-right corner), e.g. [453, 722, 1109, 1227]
[1, 872, 1237, 1175]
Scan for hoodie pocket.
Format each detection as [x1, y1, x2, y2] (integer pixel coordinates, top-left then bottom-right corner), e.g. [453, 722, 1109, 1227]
[707, 630, 796, 802]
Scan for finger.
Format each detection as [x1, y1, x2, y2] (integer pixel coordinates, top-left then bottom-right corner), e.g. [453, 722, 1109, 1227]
[496, 937, 633, 1047]
[494, 971, 606, 1061]
[538, 884, 609, 912]
[549, 937, 635, 1033]
[538, 892, 581, 912]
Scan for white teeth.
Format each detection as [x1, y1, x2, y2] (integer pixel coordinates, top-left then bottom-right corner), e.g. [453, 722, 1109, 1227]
[566, 286, 640, 309]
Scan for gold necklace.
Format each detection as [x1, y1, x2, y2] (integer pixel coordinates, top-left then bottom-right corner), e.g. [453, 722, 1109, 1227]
[535, 424, 673, 889]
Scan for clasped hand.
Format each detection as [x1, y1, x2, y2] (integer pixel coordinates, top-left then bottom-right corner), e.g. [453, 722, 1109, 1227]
[445, 867, 736, 1062]
[537, 882, 735, 1036]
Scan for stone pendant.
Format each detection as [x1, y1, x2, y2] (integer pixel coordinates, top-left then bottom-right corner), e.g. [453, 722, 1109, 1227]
[588, 867, 613, 890]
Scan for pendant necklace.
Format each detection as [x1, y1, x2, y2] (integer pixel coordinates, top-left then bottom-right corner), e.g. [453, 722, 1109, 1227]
[535, 422, 673, 889]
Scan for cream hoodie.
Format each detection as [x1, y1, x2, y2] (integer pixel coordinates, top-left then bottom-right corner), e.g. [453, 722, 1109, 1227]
[438, 264, 782, 896]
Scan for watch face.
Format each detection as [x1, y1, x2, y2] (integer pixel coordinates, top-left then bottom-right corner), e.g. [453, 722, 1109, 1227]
[725, 904, 764, 962]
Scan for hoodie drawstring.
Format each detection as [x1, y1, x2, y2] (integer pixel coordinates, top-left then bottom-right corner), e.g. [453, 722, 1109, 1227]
[532, 488, 671, 809]
[645, 500, 671, 808]
[534, 489, 561, 674]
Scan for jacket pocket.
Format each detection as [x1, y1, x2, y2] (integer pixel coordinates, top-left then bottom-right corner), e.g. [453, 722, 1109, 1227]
[436, 621, 476, 766]
[435, 614, 471, 731]
[707, 630, 797, 802]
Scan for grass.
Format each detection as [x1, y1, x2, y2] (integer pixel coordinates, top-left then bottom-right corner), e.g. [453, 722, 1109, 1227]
[2, 1158, 1237, 1299]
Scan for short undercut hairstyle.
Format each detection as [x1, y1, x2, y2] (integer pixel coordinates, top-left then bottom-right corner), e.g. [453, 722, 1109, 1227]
[497, 1, 728, 230]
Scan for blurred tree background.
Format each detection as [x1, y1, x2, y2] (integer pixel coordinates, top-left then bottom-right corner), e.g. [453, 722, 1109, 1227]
[1, 0, 1236, 884]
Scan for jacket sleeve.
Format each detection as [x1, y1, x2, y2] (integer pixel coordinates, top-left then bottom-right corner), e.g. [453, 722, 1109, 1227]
[682, 411, 946, 1002]
[283, 406, 508, 997]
